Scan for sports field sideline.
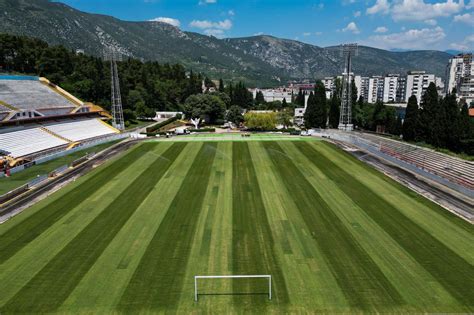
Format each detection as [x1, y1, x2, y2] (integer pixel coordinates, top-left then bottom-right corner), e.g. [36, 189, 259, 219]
[0, 140, 472, 313]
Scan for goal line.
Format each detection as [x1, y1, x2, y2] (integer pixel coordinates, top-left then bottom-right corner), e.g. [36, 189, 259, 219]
[194, 275, 272, 301]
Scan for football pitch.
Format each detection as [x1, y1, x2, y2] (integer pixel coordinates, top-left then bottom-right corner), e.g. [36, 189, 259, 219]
[0, 140, 472, 313]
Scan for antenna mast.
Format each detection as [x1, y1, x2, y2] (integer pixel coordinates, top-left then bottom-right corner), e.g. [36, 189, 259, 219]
[104, 47, 125, 131]
[338, 43, 358, 132]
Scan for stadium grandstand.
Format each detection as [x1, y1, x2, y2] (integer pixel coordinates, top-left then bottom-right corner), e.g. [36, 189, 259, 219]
[353, 132, 474, 191]
[0, 75, 123, 171]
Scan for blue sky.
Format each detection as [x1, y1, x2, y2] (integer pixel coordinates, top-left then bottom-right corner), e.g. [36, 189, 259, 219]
[59, 0, 473, 51]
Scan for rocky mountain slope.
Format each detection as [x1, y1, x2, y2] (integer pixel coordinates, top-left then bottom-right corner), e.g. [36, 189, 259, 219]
[0, 0, 452, 86]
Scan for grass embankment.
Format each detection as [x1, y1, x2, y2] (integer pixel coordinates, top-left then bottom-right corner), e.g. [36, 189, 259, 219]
[0, 140, 472, 313]
[0, 140, 122, 195]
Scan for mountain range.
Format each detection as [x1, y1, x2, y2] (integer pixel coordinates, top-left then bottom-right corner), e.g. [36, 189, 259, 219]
[0, 0, 453, 86]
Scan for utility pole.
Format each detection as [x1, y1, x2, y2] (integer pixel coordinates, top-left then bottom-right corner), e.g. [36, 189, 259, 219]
[104, 47, 125, 131]
[338, 43, 358, 132]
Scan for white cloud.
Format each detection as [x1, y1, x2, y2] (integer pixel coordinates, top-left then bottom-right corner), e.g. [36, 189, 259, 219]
[149, 17, 181, 27]
[198, 0, 216, 5]
[467, 0, 474, 8]
[204, 29, 225, 37]
[450, 42, 470, 50]
[354, 10, 361, 17]
[465, 34, 474, 42]
[374, 26, 388, 33]
[315, 31, 323, 35]
[391, 0, 464, 21]
[254, 32, 264, 36]
[449, 34, 474, 51]
[303, 32, 311, 36]
[454, 13, 474, 25]
[342, 22, 360, 34]
[367, 0, 390, 15]
[189, 19, 232, 30]
[425, 19, 437, 25]
[228, 10, 235, 16]
[366, 26, 446, 49]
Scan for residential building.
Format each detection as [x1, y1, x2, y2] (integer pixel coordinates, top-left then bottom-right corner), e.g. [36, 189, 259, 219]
[368, 76, 384, 103]
[354, 76, 369, 101]
[383, 74, 399, 103]
[405, 71, 438, 105]
[251, 88, 292, 103]
[447, 54, 474, 105]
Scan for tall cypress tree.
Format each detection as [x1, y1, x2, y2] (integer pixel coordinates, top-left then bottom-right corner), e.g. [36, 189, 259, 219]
[218, 78, 225, 92]
[402, 95, 419, 141]
[313, 80, 327, 128]
[419, 82, 440, 146]
[304, 92, 316, 128]
[328, 95, 340, 128]
[443, 92, 461, 151]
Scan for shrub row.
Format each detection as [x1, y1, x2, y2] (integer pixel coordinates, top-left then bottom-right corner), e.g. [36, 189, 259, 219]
[145, 116, 178, 133]
[188, 128, 216, 133]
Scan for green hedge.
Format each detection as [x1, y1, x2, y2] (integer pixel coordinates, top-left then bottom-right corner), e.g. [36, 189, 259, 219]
[145, 116, 178, 133]
[188, 128, 216, 133]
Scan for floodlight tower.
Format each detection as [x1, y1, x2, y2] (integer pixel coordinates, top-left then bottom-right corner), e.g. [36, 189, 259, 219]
[338, 43, 358, 132]
[104, 47, 125, 131]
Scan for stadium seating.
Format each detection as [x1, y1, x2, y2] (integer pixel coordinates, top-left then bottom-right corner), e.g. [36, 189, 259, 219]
[0, 80, 76, 111]
[44, 119, 118, 142]
[0, 127, 68, 158]
[356, 133, 474, 190]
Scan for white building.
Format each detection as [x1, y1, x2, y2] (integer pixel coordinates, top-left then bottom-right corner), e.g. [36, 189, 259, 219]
[383, 74, 400, 103]
[354, 76, 369, 101]
[447, 54, 474, 105]
[368, 76, 384, 104]
[251, 88, 292, 103]
[405, 71, 441, 105]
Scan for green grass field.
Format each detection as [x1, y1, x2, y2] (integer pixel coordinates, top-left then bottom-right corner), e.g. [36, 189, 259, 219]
[0, 140, 472, 313]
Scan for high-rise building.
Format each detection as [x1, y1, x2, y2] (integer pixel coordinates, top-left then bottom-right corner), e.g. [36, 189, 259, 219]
[354, 76, 369, 101]
[405, 71, 437, 105]
[368, 76, 384, 103]
[447, 54, 474, 105]
[383, 74, 399, 103]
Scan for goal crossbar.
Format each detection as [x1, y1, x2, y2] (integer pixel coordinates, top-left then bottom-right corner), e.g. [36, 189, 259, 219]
[194, 275, 272, 301]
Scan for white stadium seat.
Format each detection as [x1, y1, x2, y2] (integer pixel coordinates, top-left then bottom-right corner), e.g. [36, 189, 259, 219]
[0, 127, 68, 158]
[44, 119, 117, 142]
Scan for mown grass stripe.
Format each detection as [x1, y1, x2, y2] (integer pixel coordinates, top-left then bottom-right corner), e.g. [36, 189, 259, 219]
[118, 142, 217, 312]
[1, 142, 186, 313]
[263, 141, 404, 311]
[232, 142, 289, 307]
[296, 141, 474, 308]
[0, 143, 146, 265]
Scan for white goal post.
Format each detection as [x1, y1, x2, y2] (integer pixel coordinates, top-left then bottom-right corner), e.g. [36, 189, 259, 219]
[194, 275, 272, 301]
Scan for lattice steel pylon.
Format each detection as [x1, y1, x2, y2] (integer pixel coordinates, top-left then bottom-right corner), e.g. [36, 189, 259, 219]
[104, 47, 125, 131]
[338, 43, 358, 132]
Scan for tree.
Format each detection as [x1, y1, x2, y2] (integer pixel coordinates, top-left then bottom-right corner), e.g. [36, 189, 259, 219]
[294, 89, 305, 107]
[304, 92, 316, 128]
[419, 82, 441, 146]
[244, 112, 277, 130]
[393, 114, 403, 136]
[232, 81, 253, 108]
[218, 78, 225, 92]
[328, 94, 340, 128]
[183, 94, 226, 124]
[282, 98, 288, 108]
[443, 92, 461, 151]
[226, 105, 244, 125]
[255, 91, 265, 105]
[277, 109, 293, 129]
[402, 95, 419, 141]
